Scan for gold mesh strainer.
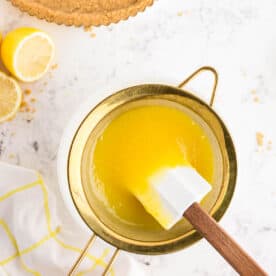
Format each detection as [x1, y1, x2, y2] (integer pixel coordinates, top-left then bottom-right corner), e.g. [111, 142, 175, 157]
[61, 67, 237, 275]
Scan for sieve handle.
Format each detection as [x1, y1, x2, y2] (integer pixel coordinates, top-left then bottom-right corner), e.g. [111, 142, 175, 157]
[178, 66, 218, 107]
[103, 248, 120, 276]
[68, 234, 119, 276]
[68, 234, 96, 275]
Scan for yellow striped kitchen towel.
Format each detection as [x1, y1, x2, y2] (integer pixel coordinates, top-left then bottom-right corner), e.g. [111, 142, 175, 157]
[0, 162, 146, 276]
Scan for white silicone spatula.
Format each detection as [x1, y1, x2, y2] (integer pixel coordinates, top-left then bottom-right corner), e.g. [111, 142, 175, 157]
[135, 166, 267, 276]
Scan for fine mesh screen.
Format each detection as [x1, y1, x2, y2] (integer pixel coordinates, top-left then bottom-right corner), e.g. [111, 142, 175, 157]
[81, 97, 224, 242]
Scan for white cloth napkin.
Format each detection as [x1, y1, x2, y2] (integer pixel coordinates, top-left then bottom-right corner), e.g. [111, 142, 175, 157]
[0, 162, 146, 276]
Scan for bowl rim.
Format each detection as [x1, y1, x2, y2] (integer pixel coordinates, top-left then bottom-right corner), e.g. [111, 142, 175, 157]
[58, 83, 237, 254]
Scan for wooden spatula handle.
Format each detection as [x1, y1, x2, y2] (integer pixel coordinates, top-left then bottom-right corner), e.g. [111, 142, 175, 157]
[184, 203, 267, 276]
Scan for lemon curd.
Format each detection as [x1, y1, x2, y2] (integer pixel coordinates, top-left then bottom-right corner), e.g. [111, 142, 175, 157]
[92, 104, 214, 228]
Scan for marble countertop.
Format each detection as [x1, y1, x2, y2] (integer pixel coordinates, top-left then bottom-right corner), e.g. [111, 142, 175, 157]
[1, 0, 276, 275]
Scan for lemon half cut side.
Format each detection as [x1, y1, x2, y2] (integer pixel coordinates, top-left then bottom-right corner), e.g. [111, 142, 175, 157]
[0, 72, 22, 123]
[1, 27, 55, 82]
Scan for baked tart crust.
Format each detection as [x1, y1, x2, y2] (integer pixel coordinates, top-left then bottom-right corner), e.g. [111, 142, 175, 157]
[10, 0, 154, 27]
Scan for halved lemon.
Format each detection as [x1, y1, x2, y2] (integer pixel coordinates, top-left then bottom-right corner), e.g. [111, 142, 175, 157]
[0, 72, 22, 123]
[1, 27, 55, 82]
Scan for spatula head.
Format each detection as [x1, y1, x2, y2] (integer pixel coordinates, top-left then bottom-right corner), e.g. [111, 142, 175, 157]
[135, 166, 212, 229]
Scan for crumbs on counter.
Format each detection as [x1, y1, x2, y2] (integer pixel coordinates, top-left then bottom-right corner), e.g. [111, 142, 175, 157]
[256, 132, 264, 147]
[250, 89, 261, 103]
[20, 102, 36, 113]
[20, 89, 37, 114]
[253, 96, 259, 103]
[20, 106, 31, 113]
[84, 26, 92, 32]
[84, 26, 96, 38]
[177, 10, 191, 16]
[51, 63, 58, 70]
[24, 89, 32, 96]
[8, 153, 15, 159]
[20, 101, 27, 111]
[256, 132, 273, 151]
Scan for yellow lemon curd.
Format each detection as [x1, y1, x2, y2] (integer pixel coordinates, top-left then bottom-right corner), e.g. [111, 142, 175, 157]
[92, 105, 214, 228]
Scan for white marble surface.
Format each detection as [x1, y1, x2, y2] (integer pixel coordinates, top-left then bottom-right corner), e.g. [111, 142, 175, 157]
[1, 0, 276, 275]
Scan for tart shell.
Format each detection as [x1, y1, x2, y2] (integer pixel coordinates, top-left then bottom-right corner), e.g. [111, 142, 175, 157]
[10, 0, 154, 27]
